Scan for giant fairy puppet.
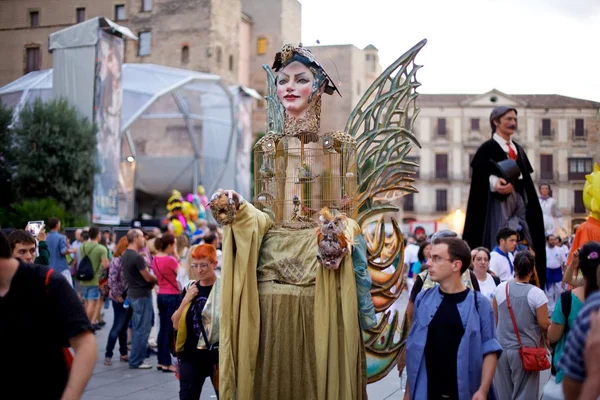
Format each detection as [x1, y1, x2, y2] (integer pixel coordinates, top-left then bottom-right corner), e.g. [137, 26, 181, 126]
[209, 40, 426, 399]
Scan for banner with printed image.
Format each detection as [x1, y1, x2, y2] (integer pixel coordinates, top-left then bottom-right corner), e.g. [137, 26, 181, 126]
[92, 29, 123, 224]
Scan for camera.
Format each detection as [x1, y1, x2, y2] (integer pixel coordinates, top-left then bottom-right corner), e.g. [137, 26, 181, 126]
[27, 221, 44, 237]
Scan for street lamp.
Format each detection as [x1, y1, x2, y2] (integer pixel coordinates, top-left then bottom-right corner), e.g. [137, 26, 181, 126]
[126, 156, 135, 163]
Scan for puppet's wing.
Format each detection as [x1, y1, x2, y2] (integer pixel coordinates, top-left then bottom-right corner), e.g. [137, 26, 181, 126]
[347, 39, 426, 226]
[346, 39, 426, 383]
[262, 64, 285, 134]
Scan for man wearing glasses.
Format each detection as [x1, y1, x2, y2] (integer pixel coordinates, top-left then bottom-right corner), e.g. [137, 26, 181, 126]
[405, 237, 502, 400]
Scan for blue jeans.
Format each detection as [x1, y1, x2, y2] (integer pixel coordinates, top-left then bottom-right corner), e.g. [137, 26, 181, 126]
[157, 294, 181, 366]
[129, 296, 153, 368]
[105, 300, 132, 359]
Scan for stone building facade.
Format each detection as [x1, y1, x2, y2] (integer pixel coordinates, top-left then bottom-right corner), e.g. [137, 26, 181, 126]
[0, 0, 242, 86]
[402, 89, 600, 234]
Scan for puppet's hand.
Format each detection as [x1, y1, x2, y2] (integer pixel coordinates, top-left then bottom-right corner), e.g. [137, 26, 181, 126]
[209, 189, 244, 225]
[496, 178, 513, 195]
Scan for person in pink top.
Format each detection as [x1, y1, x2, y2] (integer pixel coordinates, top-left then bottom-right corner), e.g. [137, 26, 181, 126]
[152, 232, 182, 372]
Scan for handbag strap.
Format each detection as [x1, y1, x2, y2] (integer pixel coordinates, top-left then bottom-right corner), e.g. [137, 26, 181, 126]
[505, 282, 524, 348]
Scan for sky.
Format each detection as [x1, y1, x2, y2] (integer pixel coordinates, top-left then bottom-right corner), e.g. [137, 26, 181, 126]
[300, 0, 600, 101]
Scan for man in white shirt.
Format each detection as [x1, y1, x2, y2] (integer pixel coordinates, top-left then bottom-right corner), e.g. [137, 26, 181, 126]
[489, 227, 518, 282]
[545, 234, 566, 313]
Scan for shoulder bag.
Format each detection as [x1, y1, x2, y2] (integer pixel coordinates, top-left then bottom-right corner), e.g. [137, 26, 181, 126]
[505, 283, 551, 372]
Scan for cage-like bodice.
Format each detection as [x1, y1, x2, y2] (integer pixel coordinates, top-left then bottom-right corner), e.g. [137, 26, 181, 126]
[254, 132, 357, 228]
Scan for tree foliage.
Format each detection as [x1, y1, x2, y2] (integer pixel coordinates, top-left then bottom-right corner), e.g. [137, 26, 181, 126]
[0, 102, 14, 207]
[10, 98, 97, 214]
[0, 197, 88, 229]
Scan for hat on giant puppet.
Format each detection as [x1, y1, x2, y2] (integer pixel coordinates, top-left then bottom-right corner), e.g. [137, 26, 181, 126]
[491, 159, 520, 184]
[272, 43, 341, 99]
[490, 106, 517, 133]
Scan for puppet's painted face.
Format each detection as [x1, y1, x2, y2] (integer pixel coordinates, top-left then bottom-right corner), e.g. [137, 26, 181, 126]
[583, 163, 600, 220]
[495, 110, 518, 136]
[276, 61, 315, 119]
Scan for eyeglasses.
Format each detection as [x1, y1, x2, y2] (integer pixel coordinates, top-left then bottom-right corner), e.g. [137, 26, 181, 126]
[191, 263, 211, 269]
[430, 255, 455, 264]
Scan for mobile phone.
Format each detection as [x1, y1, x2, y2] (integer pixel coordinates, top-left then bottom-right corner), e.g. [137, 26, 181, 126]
[27, 221, 44, 237]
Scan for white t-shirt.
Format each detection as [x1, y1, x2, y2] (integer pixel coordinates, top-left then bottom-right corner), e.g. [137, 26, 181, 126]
[489, 250, 515, 282]
[477, 273, 498, 303]
[403, 243, 419, 266]
[546, 245, 566, 270]
[494, 281, 548, 313]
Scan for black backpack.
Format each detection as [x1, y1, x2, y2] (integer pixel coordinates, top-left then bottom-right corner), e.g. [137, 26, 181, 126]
[76, 244, 97, 281]
[550, 290, 573, 376]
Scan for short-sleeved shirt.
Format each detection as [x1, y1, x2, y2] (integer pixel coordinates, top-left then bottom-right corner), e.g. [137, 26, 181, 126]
[180, 283, 213, 361]
[79, 242, 108, 287]
[558, 291, 600, 382]
[489, 250, 514, 282]
[0, 262, 93, 399]
[152, 256, 180, 295]
[551, 291, 584, 383]
[494, 281, 547, 312]
[122, 249, 153, 298]
[477, 273, 498, 303]
[46, 231, 70, 273]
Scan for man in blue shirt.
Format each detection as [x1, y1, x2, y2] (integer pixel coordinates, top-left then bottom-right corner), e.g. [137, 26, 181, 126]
[406, 236, 502, 400]
[45, 218, 76, 286]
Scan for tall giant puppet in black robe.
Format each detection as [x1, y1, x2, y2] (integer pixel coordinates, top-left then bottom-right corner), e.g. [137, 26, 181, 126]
[463, 106, 546, 287]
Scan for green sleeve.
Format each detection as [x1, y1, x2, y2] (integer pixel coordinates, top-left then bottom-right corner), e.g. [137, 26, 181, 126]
[351, 234, 377, 330]
[35, 241, 50, 266]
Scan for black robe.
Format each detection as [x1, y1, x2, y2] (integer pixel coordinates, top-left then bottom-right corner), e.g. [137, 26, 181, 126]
[463, 138, 547, 287]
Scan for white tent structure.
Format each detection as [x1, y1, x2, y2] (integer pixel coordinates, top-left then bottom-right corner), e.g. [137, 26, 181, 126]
[0, 64, 259, 220]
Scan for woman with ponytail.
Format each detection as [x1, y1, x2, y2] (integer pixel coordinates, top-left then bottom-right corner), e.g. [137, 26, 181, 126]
[545, 241, 600, 398]
[493, 250, 551, 399]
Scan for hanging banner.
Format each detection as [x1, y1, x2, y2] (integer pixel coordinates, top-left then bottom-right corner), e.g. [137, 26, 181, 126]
[92, 29, 123, 224]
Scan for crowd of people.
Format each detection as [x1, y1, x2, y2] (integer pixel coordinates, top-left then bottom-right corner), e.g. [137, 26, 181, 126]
[400, 222, 600, 400]
[0, 217, 224, 399]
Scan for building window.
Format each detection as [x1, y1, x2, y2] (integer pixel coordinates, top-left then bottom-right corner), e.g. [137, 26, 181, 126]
[356, 82, 360, 95]
[25, 47, 41, 74]
[29, 10, 39, 27]
[568, 157, 593, 180]
[366, 54, 371, 61]
[437, 118, 447, 136]
[229, 55, 234, 71]
[76, 7, 85, 23]
[470, 118, 480, 131]
[541, 118, 552, 137]
[181, 45, 189, 64]
[403, 194, 414, 212]
[405, 156, 420, 178]
[142, 0, 152, 11]
[216, 46, 222, 66]
[436, 189, 448, 212]
[574, 190, 586, 214]
[138, 31, 151, 56]
[575, 118, 585, 137]
[257, 37, 268, 55]
[540, 154, 553, 180]
[115, 4, 126, 20]
[435, 153, 448, 179]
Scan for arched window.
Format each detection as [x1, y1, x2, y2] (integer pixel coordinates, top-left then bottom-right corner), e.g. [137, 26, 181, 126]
[181, 45, 189, 64]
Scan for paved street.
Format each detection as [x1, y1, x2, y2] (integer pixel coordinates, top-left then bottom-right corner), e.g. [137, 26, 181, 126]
[84, 293, 407, 400]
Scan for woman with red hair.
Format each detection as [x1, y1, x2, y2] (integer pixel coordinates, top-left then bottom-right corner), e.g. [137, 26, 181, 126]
[172, 244, 220, 399]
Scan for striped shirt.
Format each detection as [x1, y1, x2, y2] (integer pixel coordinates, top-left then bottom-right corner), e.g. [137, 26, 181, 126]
[558, 291, 600, 381]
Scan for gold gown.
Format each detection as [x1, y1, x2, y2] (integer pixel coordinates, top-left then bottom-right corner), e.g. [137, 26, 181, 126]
[219, 202, 367, 400]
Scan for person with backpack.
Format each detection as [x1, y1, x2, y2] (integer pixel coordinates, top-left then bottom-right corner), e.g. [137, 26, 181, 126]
[0, 231, 97, 399]
[472, 247, 502, 302]
[544, 241, 600, 399]
[104, 236, 132, 366]
[78, 226, 109, 329]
